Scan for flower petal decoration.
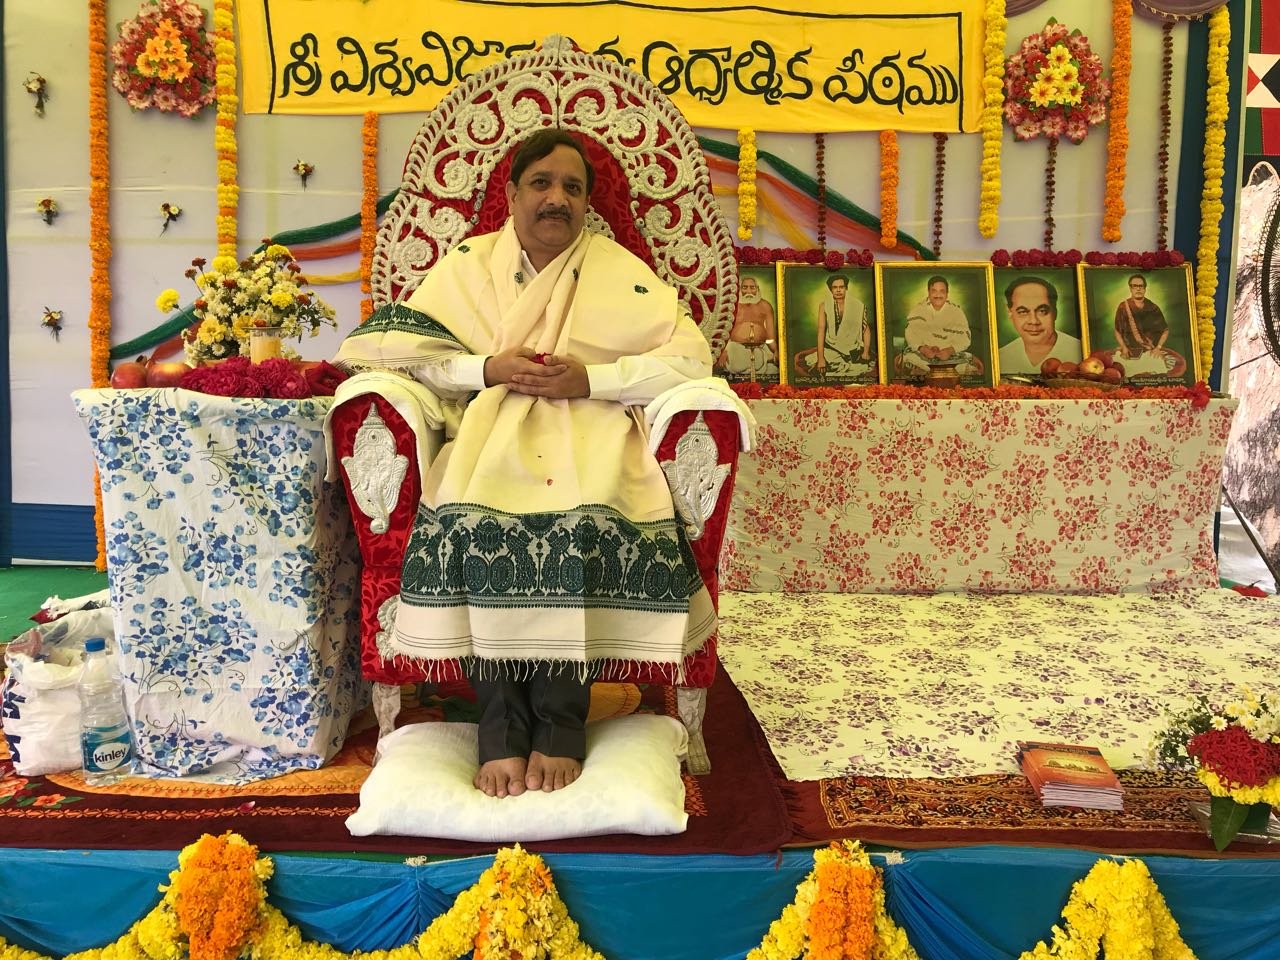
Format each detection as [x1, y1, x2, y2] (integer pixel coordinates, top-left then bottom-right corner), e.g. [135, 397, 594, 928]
[1003, 19, 1110, 145]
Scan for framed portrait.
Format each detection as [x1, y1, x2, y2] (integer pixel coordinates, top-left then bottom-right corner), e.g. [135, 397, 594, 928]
[1077, 264, 1200, 386]
[875, 262, 997, 387]
[713, 264, 782, 385]
[778, 263, 878, 387]
[991, 268, 1085, 381]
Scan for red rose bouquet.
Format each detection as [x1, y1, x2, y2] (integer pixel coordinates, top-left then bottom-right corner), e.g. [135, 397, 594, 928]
[110, 0, 216, 118]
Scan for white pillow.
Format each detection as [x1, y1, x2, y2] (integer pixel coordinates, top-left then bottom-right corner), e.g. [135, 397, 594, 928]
[345, 715, 689, 841]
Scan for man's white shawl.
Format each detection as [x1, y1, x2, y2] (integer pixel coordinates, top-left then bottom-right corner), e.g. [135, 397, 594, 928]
[336, 222, 715, 677]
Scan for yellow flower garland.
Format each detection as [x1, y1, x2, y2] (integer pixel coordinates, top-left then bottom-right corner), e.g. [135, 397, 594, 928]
[978, 0, 1006, 238]
[737, 127, 757, 242]
[1102, 0, 1132, 242]
[1019, 858, 1194, 960]
[1194, 6, 1229, 384]
[747, 840, 922, 960]
[880, 130, 899, 250]
[360, 112, 379, 323]
[88, 0, 112, 571]
[213, 0, 238, 260]
[0, 834, 606, 960]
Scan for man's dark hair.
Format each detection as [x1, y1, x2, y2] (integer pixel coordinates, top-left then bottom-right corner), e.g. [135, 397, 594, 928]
[826, 273, 850, 291]
[1004, 276, 1058, 311]
[927, 275, 948, 291]
[1127, 273, 1147, 286]
[508, 129, 595, 195]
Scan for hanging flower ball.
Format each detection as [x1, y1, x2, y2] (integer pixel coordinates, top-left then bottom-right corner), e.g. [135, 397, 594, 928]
[1003, 19, 1110, 144]
[110, 0, 216, 117]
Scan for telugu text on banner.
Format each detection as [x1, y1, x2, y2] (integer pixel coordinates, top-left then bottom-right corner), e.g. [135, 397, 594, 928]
[236, 0, 987, 132]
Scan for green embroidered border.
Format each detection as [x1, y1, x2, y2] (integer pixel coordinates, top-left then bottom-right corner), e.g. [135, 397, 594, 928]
[346, 303, 462, 345]
[400, 502, 703, 613]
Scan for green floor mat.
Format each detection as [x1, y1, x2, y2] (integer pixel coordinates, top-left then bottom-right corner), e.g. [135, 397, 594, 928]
[0, 566, 108, 642]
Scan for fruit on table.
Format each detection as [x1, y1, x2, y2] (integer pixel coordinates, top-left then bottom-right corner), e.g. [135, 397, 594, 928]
[109, 358, 148, 389]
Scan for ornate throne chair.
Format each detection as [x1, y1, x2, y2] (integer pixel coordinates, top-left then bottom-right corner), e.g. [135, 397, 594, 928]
[327, 35, 745, 774]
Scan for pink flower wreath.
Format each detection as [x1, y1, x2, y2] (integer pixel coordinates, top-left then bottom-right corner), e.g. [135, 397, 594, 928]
[1003, 19, 1110, 144]
[110, 0, 216, 118]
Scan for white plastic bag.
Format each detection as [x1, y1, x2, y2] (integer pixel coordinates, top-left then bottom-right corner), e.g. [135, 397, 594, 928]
[1, 607, 114, 776]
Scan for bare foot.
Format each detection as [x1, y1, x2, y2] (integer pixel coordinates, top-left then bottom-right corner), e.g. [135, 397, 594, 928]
[474, 756, 527, 798]
[526, 751, 582, 792]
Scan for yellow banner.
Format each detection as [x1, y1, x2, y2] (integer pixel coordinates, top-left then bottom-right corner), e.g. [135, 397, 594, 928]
[237, 0, 986, 132]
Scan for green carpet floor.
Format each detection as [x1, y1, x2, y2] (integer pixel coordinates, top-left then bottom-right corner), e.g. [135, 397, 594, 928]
[0, 566, 108, 642]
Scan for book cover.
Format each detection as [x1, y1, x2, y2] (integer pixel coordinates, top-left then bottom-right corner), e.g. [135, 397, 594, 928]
[1016, 741, 1122, 791]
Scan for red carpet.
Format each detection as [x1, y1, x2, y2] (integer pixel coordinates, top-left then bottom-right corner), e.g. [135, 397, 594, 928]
[0, 669, 792, 856]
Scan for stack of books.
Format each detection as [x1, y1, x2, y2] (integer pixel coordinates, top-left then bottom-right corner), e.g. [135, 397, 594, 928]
[1016, 741, 1124, 811]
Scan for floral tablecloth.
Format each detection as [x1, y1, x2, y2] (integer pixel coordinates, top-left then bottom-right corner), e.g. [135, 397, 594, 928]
[73, 388, 363, 783]
[722, 397, 1237, 593]
[719, 589, 1280, 781]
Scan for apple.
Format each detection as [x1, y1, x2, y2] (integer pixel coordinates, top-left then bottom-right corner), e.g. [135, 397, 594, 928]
[110, 358, 149, 389]
[1041, 357, 1062, 375]
[1078, 356, 1106, 377]
[1109, 360, 1125, 378]
[145, 359, 191, 387]
[1100, 367, 1124, 384]
[1057, 361, 1078, 376]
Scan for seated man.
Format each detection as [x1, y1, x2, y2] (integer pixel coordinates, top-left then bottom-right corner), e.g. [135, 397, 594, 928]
[900, 275, 980, 376]
[814, 272, 872, 379]
[716, 275, 778, 378]
[333, 129, 716, 798]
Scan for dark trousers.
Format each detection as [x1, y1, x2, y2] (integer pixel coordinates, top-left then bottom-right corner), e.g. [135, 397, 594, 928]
[466, 663, 593, 763]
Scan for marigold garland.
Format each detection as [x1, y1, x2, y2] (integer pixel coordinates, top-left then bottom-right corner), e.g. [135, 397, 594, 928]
[360, 112, 379, 323]
[88, 0, 112, 571]
[879, 130, 898, 250]
[978, 0, 1007, 238]
[0, 834, 608, 960]
[1194, 5, 1229, 385]
[747, 840, 920, 960]
[1101, 0, 1131, 242]
[212, 0, 238, 260]
[737, 127, 757, 242]
[1019, 858, 1193, 960]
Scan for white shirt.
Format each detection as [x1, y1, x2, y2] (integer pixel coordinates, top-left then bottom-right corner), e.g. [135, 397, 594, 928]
[997, 331, 1082, 376]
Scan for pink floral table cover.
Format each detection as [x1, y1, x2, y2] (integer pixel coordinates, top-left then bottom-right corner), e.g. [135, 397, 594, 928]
[721, 398, 1237, 594]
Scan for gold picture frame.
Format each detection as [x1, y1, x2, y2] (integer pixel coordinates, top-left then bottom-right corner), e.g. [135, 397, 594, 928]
[874, 262, 998, 387]
[1077, 263, 1201, 386]
[777, 262, 878, 387]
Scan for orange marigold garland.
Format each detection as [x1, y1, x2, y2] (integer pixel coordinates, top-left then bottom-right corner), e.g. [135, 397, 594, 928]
[88, 0, 112, 570]
[171, 833, 270, 960]
[879, 130, 898, 249]
[212, 0, 238, 260]
[360, 111, 379, 323]
[1102, 0, 1132, 242]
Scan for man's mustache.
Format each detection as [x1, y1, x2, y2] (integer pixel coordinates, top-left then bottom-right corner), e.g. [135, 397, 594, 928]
[538, 207, 571, 221]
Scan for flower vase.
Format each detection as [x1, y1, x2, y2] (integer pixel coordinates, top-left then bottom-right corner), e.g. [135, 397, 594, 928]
[1190, 796, 1278, 850]
[249, 325, 283, 364]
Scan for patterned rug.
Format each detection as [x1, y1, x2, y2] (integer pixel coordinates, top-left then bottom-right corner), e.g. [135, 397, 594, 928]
[782, 768, 1278, 857]
[0, 671, 792, 856]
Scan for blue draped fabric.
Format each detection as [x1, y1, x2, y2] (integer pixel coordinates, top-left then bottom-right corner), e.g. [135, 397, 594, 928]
[4, 846, 1280, 960]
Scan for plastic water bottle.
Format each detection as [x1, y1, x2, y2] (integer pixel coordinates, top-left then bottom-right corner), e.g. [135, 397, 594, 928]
[78, 637, 133, 785]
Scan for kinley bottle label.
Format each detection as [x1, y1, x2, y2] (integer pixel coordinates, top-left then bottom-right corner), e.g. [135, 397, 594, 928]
[83, 725, 132, 772]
